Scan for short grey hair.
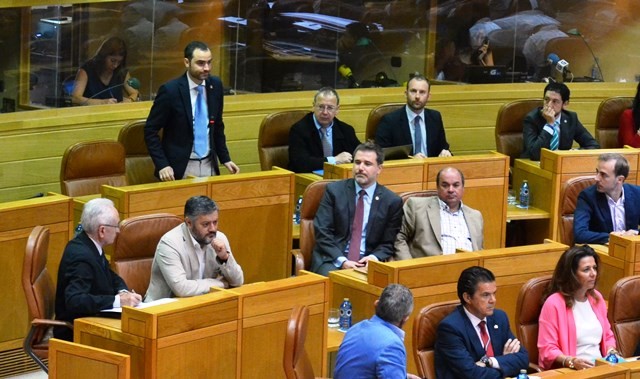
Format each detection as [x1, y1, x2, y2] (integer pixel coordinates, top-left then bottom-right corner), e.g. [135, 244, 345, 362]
[184, 196, 218, 220]
[375, 284, 414, 324]
[80, 198, 117, 234]
[313, 87, 340, 105]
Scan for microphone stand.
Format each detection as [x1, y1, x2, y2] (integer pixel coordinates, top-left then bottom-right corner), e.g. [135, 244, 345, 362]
[567, 29, 604, 82]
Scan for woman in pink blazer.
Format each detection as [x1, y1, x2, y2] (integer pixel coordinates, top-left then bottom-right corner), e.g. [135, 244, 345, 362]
[538, 245, 617, 370]
[618, 81, 640, 147]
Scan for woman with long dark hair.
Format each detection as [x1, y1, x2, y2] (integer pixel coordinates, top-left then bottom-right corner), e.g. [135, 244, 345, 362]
[618, 81, 640, 147]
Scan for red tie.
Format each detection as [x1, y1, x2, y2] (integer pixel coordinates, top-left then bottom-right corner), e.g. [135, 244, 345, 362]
[347, 190, 365, 262]
[479, 320, 494, 357]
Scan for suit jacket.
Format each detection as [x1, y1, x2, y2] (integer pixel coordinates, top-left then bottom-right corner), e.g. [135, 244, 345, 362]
[522, 107, 599, 160]
[310, 179, 403, 274]
[144, 223, 244, 302]
[375, 106, 450, 156]
[288, 113, 361, 173]
[54, 231, 128, 341]
[145, 73, 231, 179]
[574, 183, 640, 244]
[434, 305, 529, 379]
[394, 196, 483, 260]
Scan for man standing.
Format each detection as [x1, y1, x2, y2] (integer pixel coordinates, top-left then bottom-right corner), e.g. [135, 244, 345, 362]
[55, 198, 141, 341]
[334, 284, 421, 379]
[145, 41, 239, 181]
[145, 196, 243, 302]
[288, 87, 361, 173]
[574, 153, 640, 244]
[522, 82, 599, 161]
[395, 167, 483, 259]
[311, 141, 403, 276]
[375, 74, 452, 157]
[435, 266, 528, 378]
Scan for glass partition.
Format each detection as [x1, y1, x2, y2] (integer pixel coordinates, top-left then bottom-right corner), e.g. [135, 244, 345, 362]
[0, 0, 638, 112]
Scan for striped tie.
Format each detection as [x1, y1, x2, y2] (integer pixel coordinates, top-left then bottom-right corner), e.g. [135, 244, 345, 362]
[550, 120, 560, 151]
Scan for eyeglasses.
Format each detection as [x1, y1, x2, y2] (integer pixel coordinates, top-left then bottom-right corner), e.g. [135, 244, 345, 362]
[102, 224, 120, 231]
[315, 104, 337, 112]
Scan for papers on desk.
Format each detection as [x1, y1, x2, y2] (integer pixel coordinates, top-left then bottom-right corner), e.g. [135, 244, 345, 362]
[102, 298, 177, 313]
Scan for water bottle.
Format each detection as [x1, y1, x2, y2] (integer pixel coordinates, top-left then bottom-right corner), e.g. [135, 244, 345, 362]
[294, 196, 303, 225]
[517, 180, 529, 209]
[339, 298, 352, 332]
[605, 351, 619, 363]
[516, 369, 528, 379]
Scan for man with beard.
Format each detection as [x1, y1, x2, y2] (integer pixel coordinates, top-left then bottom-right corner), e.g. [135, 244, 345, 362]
[144, 196, 244, 302]
[310, 141, 403, 276]
[574, 153, 640, 244]
[394, 167, 483, 259]
[375, 74, 452, 157]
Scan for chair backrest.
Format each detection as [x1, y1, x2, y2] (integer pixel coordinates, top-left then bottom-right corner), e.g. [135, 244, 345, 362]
[283, 305, 315, 379]
[399, 190, 438, 204]
[608, 275, 640, 358]
[118, 119, 158, 185]
[60, 140, 127, 196]
[495, 99, 542, 166]
[515, 275, 551, 368]
[413, 300, 458, 379]
[258, 110, 308, 171]
[22, 226, 55, 325]
[595, 96, 633, 148]
[365, 103, 404, 141]
[49, 338, 130, 379]
[112, 213, 183, 296]
[297, 180, 334, 274]
[559, 176, 596, 245]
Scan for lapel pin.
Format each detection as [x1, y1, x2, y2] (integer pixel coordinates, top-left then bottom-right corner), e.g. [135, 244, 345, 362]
[494, 324, 498, 329]
[375, 196, 379, 201]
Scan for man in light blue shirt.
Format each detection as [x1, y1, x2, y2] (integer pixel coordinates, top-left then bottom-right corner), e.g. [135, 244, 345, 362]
[334, 284, 421, 379]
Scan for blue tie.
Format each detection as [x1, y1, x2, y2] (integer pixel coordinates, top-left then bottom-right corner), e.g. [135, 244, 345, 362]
[194, 85, 208, 158]
[550, 119, 560, 151]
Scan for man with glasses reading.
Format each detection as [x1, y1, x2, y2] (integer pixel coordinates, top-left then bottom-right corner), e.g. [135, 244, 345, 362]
[54, 198, 141, 341]
[288, 87, 361, 173]
[522, 82, 599, 161]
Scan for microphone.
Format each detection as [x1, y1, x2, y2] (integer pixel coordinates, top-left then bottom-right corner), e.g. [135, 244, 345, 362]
[567, 28, 604, 81]
[547, 53, 570, 73]
[338, 64, 360, 88]
[82, 77, 141, 105]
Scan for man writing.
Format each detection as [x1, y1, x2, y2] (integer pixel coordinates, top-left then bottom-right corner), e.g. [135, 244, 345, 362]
[288, 87, 360, 173]
[144, 196, 244, 302]
[574, 153, 640, 244]
[435, 266, 528, 378]
[334, 284, 421, 379]
[311, 141, 403, 276]
[395, 167, 483, 259]
[522, 82, 599, 161]
[145, 41, 239, 181]
[55, 198, 141, 341]
[375, 74, 452, 158]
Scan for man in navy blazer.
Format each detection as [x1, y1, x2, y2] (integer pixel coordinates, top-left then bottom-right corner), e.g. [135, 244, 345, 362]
[311, 141, 403, 276]
[574, 153, 640, 244]
[145, 41, 239, 181]
[375, 74, 452, 158]
[288, 87, 361, 173]
[435, 266, 528, 378]
[54, 199, 141, 341]
[522, 82, 599, 161]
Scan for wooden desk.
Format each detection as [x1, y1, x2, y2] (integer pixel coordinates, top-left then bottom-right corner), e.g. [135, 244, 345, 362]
[554, 364, 628, 378]
[593, 234, 640, 300]
[101, 170, 295, 283]
[506, 203, 550, 221]
[330, 240, 568, 373]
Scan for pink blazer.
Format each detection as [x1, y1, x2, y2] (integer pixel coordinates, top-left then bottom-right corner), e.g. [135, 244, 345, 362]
[537, 290, 616, 370]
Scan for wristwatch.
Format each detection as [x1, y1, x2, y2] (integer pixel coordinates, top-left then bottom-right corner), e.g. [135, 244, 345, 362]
[480, 355, 493, 368]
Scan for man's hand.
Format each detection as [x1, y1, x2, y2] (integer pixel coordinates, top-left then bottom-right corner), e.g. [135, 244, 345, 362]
[407, 374, 421, 379]
[119, 292, 142, 307]
[502, 338, 521, 354]
[341, 260, 365, 269]
[159, 166, 175, 181]
[438, 149, 452, 157]
[411, 153, 427, 159]
[224, 161, 240, 174]
[541, 104, 555, 124]
[611, 229, 639, 237]
[212, 238, 230, 261]
[334, 152, 353, 164]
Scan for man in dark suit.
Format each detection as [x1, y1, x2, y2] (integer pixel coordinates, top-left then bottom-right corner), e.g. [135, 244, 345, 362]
[434, 266, 528, 379]
[574, 153, 640, 244]
[145, 40, 239, 181]
[288, 87, 361, 173]
[375, 74, 452, 158]
[311, 141, 403, 276]
[54, 198, 141, 341]
[522, 82, 599, 161]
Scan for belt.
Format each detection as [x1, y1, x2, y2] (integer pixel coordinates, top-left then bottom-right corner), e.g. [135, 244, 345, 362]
[189, 155, 211, 162]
